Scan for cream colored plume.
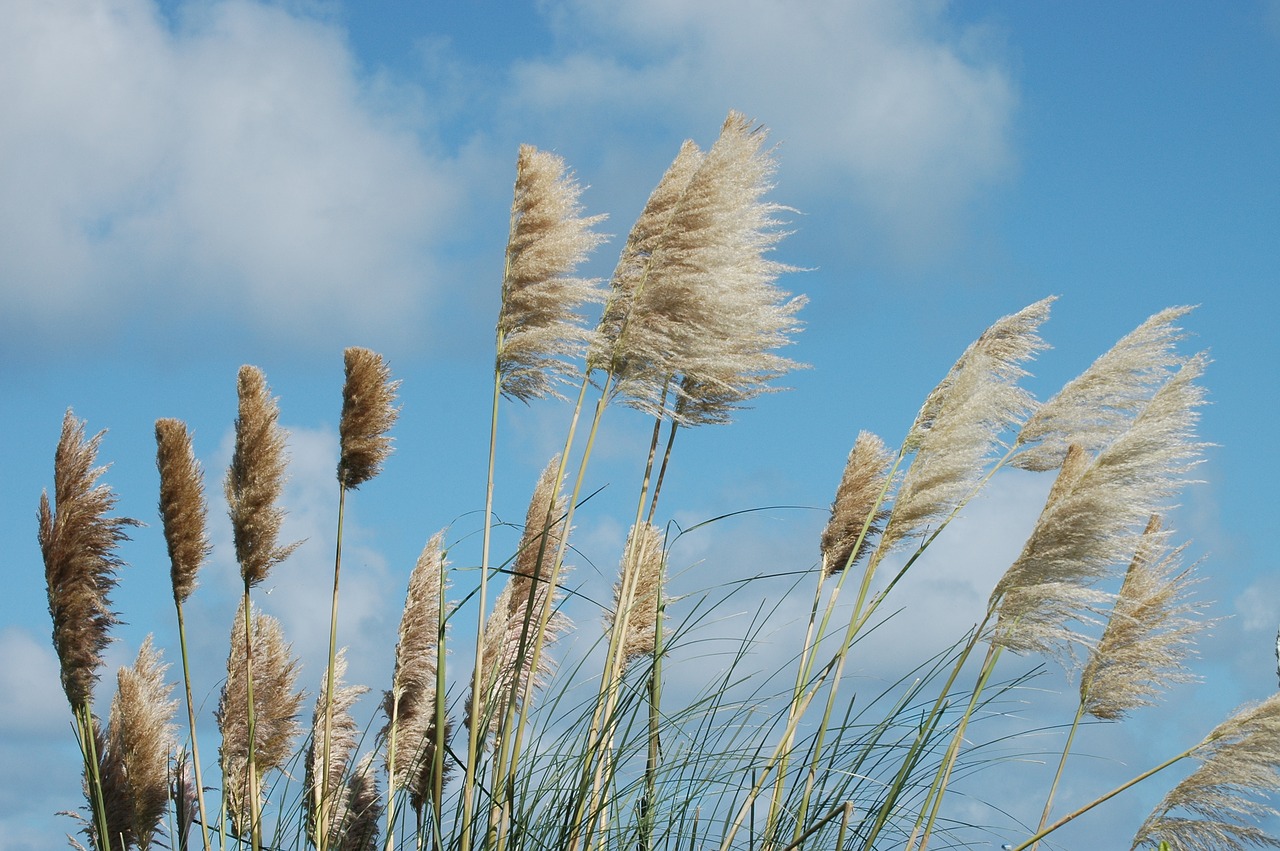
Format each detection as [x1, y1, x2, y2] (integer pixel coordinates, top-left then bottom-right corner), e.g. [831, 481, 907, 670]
[1080, 517, 1208, 721]
[877, 297, 1052, 556]
[496, 144, 608, 402]
[606, 112, 806, 426]
[608, 522, 667, 669]
[1132, 692, 1280, 850]
[1015, 306, 1194, 471]
[820, 431, 894, 577]
[305, 650, 369, 848]
[338, 347, 400, 490]
[383, 531, 451, 813]
[993, 354, 1208, 657]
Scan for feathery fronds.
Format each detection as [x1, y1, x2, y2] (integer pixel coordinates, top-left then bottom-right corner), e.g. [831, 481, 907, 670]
[467, 458, 570, 742]
[879, 297, 1052, 555]
[101, 637, 177, 850]
[226, 365, 298, 588]
[155, 418, 209, 605]
[820, 431, 894, 577]
[496, 144, 608, 402]
[306, 650, 369, 848]
[607, 112, 806, 425]
[216, 600, 305, 836]
[337, 753, 382, 851]
[993, 354, 1208, 657]
[590, 140, 705, 376]
[1081, 517, 1208, 720]
[1016, 306, 1194, 471]
[609, 521, 667, 670]
[172, 750, 198, 851]
[1132, 693, 1280, 850]
[384, 531, 451, 811]
[39, 409, 140, 710]
[338, 347, 400, 490]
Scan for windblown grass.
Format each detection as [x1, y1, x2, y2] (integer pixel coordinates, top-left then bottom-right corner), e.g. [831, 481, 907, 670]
[35, 113, 1272, 851]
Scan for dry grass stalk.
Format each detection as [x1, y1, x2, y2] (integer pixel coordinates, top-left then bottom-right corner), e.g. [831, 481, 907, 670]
[225, 365, 298, 588]
[100, 636, 177, 850]
[467, 458, 571, 742]
[155, 418, 210, 605]
[992, 354, 1207, 657]
[1016, 306, 1193, 471]
[338, 347, 400, 490]
[1132, 692, 1280, 850]
[607, 112, 805, 426]
[306, 650, 370, 848]
[497, 144, 608, 402]
[216, 600, 304, 836]
[383, 531, 451, 812]
[878, 298, 1053, 555]
[590, 140, 705, 377]
[1081, 516, 1208, 720]
[609, 522, 667, 669]
[39, 408, 140, 710]
[820, 431, 894, 577]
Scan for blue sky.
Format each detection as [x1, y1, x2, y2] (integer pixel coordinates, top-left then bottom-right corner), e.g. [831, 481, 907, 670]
[2, 1, 1278, 848]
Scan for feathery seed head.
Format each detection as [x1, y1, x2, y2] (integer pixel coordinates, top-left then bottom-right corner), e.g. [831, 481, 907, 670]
[590, 139, 705, 377]
[39, 409, 140, 710]
[306, 650, 370, 848]
[993, 354, 1208, 658]
[1016, 306, 1195, 471]
[609, 522, 667, 669]
[607, 112, 807, 426]
[1132, 692, 1280, 850]
[216, 600, 305, 836]
[878, 298, 1052, 557]
[383, 531, 452, 811]
[497, 144, 608, 402]
[226, 365, 298, 588]
[466, 457, 571, 744]
[821, 431, 894, 577]
[1081, 516, 1209, 720]
[102, 636, 176, 850]
[336, 753, 382, 851]
[338, 347, 400, 490]
[155, 418, 210, 605]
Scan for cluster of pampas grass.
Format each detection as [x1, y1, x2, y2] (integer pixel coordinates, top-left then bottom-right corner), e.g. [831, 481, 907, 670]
[35, 113, 1280, 851]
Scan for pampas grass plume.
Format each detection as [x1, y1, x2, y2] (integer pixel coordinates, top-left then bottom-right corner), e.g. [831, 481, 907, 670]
[384, 531, 451, 811]
[101, 636, 176, 850]
[610, 521, 667, 669]
[1132, 692, 1280, 850]
[1080, 516, 1208, 721]
[497, 145, 608, 402]
[338, 347, 400, 490]
[306, 650, 370, 848]
[39, 409, 140, 710]
[155, 418, 209, 605]
[820, 431, 893, 577]
[467, 457, 570, 741]
[226, 365, 298, 588]
[216, 600, 305, 836]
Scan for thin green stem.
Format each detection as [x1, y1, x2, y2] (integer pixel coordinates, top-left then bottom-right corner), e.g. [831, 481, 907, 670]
[1006, 746, 1198, 851]
[318, 485, 347, 851]
[75, 701, 111, 851]
[1032, 701, 1088, 851]
[174, 603, 213, 851]
[241, 585, 262, 851]
[460, 362, 503, 851]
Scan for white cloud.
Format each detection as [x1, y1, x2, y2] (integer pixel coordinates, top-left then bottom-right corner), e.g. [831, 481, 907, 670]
[0, 0, 460, 347]
[0, 627, 67, 737]
[509, 0, 1016, 259]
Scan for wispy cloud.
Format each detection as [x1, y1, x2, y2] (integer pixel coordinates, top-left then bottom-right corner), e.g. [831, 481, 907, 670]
[506, 0, 1016, 259]
[0, 0, 460, 348]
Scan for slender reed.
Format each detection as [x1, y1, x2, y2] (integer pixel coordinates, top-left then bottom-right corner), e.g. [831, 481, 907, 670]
[39, 409, 140, 851]
[307, 650, 373, 849]
[155, 417, 214, 851]
[319, 348, 400, 850]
